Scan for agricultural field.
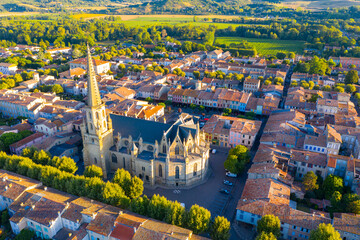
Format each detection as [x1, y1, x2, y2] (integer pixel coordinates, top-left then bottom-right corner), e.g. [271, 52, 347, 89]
[0, 11, 39, 17]
[116, 15, 259, 29]
[215, 37, 305, 55]
[72, 13, 107, 19]
[275, 0, 360, 10]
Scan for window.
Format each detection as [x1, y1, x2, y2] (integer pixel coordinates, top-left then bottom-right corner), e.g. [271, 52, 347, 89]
[159, 165, 163, 177]
[96, 112, 99, 120]
[111, 154, 117, 163]
[193, 163, 197, 176]
[175, 166, 180, 179]
[142, 167, 145, 171]
[94, 158, 97, 164]
[175, 146, 179, 155]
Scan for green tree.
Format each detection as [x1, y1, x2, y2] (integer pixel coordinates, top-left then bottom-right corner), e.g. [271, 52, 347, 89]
[330, 191, 342, 209]
[256, 232, 277, 240]
[14, 229, 35, 240]
[224, 155, 238, 174]
[309, 223, 341, 240]
[72, 48, 82, 59]
[345, 84, 356, 93]
[165, 201, 186, 227]
[128, 176, 144, 199]
[186, 204, 211, 234]
[84, 165, 103, 178]
[33, 150, 51, 165]
[264, 80, 272, 85]
[334, 86, 345, 93]
[323, 174, 343, 199]
[257, 215, 280, 237]
[288, 52, 296, 59]
[290, 80, 298, 87]
[302, 171, 319, 191]
[345, 70, 359, 84]
[276, 52, 286, 60]
[1, 209, 10, 230]
[58, 156, 78, 174]
[322, 85, 332, 91]
[343, 193, 360, 214]
[193, 71, 201, 79]
[102, 181, 130, 207]
[52, 84, 63, 94]
[210, 216, 230, 240]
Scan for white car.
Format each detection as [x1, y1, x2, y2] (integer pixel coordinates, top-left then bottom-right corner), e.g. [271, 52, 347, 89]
[226, 172, 237, 178]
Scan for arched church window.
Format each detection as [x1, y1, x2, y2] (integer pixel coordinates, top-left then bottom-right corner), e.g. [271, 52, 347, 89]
[175, 146, 179, 155]
[94, 158, 97, 164]
[112, 154, 117, 163]
[96, 112, 100, 120]
[124, 140, 129, 146]
[175, 166, 179, 179]
[159, 165, 163, 177]
[193, 163, 197, 176]
[89, 123, 93, 130]
[147, 145, 154, 151]
[163, 145, 166, 153]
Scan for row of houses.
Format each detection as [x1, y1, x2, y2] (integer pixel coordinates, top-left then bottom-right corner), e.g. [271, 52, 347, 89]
[0, 170, 208, 240]
[236, 109, 360, 240]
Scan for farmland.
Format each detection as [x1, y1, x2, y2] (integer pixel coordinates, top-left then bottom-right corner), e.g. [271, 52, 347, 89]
[215, 37, 305, 55]
[72, 13, 107, 19]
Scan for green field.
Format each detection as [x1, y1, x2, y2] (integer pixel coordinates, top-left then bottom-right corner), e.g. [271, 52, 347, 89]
[216, 37, 305, 55]
[112, 15, 262, 29]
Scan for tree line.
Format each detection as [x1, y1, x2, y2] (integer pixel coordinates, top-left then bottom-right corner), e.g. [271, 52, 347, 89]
[0, 148, 231, 239]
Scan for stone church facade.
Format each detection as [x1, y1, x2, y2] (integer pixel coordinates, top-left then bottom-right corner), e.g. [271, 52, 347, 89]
[81, 45, 210, 187]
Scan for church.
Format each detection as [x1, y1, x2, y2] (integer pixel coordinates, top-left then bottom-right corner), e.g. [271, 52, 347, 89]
[81, 45, 210, 187]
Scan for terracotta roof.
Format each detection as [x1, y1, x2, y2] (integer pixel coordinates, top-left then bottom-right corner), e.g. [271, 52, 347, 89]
[237, 200, 331, 230]
[86, 212, 117, 236]
[133, 219, 192, 240]
[241, 178, 290, 205]
[9, 132, 44, 149]
[334, 213, 360, 236]
[110, 224, 135, 240]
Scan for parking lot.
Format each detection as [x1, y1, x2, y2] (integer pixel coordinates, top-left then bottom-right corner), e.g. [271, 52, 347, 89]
[143, 146, 246, 220]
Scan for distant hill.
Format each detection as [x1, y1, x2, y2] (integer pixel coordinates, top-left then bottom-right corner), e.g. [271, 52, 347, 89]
[0, 0, 251, 14]
[121, 0, 251, 14]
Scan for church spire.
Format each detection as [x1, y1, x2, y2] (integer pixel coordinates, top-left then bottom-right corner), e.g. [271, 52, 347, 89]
[86, 44, 102, 107]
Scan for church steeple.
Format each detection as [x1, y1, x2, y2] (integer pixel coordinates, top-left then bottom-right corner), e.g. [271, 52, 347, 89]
[81, 44, 114, 178]
[86, 44, 102, 108]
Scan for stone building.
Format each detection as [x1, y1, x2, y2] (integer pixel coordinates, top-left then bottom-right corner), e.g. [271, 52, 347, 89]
[81, 45, 210, 187]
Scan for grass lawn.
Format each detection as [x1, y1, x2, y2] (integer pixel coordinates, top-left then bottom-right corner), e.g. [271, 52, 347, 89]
[215, 37, 305, 55]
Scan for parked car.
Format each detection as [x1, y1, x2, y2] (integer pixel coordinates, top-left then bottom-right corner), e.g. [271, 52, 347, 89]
[226, 172, 237, 178]
[219, 189, 230, 194]
[223, 180, 233, 186]
[212, 149, 217, 154]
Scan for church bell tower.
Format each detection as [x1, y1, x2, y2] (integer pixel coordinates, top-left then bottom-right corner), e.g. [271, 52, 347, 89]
[81, 44, 113, 177]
